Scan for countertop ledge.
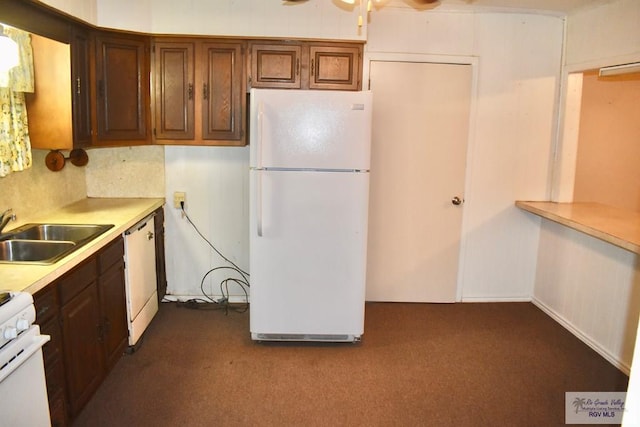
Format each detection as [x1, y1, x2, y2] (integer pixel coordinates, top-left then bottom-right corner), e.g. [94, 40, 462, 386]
[516, 201, 640, 255]
[1, 197, 165, 295]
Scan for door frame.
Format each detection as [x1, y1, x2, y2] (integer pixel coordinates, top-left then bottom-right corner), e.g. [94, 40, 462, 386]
[363, 52, 479, 302]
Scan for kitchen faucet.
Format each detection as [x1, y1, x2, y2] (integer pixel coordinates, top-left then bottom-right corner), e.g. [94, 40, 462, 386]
[0, 209, 16, 235]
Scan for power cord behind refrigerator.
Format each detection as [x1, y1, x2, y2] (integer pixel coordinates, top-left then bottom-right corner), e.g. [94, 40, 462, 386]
[178, 201, 250, 314]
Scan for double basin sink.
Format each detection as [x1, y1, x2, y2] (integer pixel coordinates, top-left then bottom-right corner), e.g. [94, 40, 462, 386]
[0, 223, 114, 264]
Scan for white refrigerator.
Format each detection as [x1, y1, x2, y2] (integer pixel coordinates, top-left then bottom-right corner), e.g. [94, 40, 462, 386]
[249, 88, 372, 342]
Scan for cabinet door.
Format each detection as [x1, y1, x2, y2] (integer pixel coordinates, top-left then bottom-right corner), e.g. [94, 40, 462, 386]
[153, 41, 195, 140]
[309, 45, 361, 90]
[71, 28, 92, 146]
[34, 286, 69, 427]
[250, 43, 302, 89]
[201, 42, 244, 142]
[60, 282, 104, 417]
[95, 33, 149, 142]
[99, 259, 128, 371]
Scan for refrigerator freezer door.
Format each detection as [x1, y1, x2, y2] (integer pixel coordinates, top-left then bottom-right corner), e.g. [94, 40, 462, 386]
[249, 169, 369, 340]
[250, 89, 372, 171]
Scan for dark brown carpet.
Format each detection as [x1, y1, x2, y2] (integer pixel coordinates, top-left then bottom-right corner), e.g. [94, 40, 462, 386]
[73, 302, 628, 427]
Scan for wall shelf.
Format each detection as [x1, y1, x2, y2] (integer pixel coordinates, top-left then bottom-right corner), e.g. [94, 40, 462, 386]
[516, 201, 640, 255]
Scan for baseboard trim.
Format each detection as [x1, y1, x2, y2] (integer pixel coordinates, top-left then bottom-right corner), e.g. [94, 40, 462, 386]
[532, 297, 630, 375]
[461, 296, 532, 303]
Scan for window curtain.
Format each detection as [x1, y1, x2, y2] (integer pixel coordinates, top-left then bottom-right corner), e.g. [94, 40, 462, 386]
[0, 26, 34, 178]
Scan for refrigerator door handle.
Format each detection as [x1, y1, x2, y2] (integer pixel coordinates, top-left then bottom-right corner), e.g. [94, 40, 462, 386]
[256, 172, 263, 237]
[257, 101, 264, 169]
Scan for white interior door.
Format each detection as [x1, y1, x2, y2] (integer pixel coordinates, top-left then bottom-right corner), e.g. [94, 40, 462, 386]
[366, 60, 472, 302]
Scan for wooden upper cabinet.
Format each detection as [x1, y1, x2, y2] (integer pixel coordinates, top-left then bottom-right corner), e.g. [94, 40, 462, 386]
[201, 42, 244, 141]
[94, 33, 150, 144]
[249, 41, 363, 91]
[26, 33, 74, 150]
[70, 27, 92, 147]
[250, 43, 302, 89]
[153, 41, 195, 140]
[309, 44, 361, 90]
[152, 38, 245, 146]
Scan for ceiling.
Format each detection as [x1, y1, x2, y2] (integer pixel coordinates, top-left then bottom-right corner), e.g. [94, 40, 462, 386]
[387, 0, 614, 15]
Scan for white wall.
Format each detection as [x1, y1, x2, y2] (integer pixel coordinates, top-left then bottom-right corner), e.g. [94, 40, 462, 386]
[367, 8, 564, 301]
[531, 0, 640, 413]
[553, 0, 640, 199]
[164, 146, 249, 300]
[564, 0, 640, 70]
[95, 0, 365, 41]
[37, 0, 97, 24]
[533, 220, 640, 373]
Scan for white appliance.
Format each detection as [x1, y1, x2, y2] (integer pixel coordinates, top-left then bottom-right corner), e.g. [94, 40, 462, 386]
[124, 214, 158, 347]
[0, 291, 51, 426]
[249, 88, 372, 342]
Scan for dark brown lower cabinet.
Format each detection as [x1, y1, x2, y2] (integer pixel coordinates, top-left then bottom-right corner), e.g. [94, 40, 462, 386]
[34, 236, 128, 426]
[60, 280, 104, 416]
[154, 207, 167, 302]
[35, 286, 68, 427]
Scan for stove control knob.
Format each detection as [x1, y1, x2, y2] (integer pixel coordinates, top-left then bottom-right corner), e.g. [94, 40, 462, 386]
[4, 327, 18, 340]
[16, 318, 29, 332]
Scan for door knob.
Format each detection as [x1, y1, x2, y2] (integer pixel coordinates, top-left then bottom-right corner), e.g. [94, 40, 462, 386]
[451, 196, 464, 206]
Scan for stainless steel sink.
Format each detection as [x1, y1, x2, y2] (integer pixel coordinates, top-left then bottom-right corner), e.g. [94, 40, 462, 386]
[0, 240, 77, 264]
[8, 224, 113, 243]
[0, 223, 114, 264]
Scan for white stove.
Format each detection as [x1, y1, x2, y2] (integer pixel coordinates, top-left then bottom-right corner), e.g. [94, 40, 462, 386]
[0, 291, 36, 349]
[0, 291, 51, 427]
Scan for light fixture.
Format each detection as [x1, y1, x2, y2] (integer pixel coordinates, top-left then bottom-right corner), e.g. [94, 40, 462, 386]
[339, 0, 381, 27]
[598, 62, 640, 77]
[0, 24, 19, 72]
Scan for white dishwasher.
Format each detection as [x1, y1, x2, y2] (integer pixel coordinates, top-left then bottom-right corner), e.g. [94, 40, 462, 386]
[124, 214, 158, 347]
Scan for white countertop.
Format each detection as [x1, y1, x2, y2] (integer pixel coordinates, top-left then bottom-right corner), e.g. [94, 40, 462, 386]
[0, 197, 165, 295]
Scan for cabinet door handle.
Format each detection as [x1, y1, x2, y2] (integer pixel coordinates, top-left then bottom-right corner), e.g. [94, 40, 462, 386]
[37, 305, 50, 319]
[310, 59, 314, 77]
[76, 77, 81, 95]
[296, 58, 300, 76]
[203, 83, 209, 100]
[97, 323, 104, 342]
[188, 83, 193, 100]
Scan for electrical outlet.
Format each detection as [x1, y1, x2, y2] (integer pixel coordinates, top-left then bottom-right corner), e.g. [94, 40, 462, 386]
[173, 192, 186, 209]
